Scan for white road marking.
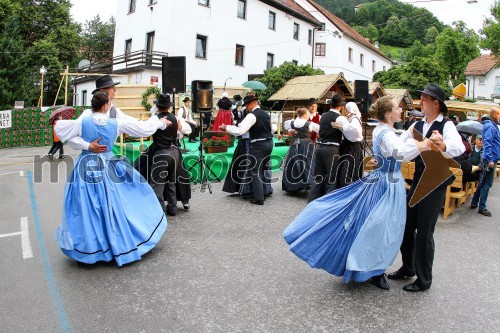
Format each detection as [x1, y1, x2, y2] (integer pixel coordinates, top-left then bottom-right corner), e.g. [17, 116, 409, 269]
[20, 217, 33, 259]
[0, 217, 33, 259]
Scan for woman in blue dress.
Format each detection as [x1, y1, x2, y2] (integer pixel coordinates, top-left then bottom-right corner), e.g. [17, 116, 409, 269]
[54, 92, 170, 266]
[283, 96, 430, 289]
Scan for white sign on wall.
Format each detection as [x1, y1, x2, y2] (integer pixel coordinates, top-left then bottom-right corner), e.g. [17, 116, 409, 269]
[0, 110, 12, 128]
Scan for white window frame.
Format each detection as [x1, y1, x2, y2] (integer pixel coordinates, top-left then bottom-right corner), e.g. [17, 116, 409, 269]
[198, 0, 209, 7]
[308, 29, 313, 45]
[348, 48, 353, 62]
[478, 77, 486, 85]
[496, 76, 500, 85]
[360, 53, 364, 67]
[372, 60, 376, 72]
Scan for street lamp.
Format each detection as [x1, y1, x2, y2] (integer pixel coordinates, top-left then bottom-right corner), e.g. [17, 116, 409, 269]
[39, 66, 47, 107]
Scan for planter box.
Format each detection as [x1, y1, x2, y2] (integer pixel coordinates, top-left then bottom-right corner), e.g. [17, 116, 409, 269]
[203, 146, 228, 154]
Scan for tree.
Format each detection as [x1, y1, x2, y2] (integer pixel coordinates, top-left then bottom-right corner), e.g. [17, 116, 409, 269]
[257, 62, 324, 103]
[355, 23, 379, 42]
[0, 0, 80, 106]
[424, 26, 439, 44]
[80, 15, 116, 64]
[434, 22, 480, 85]
[479, 1, 500, 58]
[373, 57, 449, 97]
[0, 14, 34, 109]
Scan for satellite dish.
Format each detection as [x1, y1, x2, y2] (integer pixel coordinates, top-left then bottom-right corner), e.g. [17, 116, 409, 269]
[78, 59, 91, 71]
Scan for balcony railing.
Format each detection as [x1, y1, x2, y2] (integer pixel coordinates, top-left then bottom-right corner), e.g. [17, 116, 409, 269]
[78, 50, 169, 73]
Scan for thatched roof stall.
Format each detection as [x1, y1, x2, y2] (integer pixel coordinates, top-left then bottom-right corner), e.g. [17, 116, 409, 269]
[413, 100, 495, 121]
[369, 82, 386, 103]
[268, 73, 354, 116]
[384, 88, 414, 123]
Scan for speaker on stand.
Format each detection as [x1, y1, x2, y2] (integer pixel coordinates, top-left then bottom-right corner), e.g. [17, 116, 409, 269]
[187, 80, 220, 192]
[354, 80, 373, 156]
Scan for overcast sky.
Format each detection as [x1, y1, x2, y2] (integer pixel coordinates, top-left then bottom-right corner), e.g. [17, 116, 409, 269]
[70, 0, 495, 34]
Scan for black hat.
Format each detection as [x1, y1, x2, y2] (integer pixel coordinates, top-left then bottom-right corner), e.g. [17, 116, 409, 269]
[329, 95, 344, 107]
[183, 96, 191, 102]
[217, 97, 233, 110]
[306, 98, 319, 106]
[415, 83, 448, 114]
[92, 75, 120, 94]
[243, 94, 258, 105]
[154, 94, 173, 108]
[233, 94, 242, 101]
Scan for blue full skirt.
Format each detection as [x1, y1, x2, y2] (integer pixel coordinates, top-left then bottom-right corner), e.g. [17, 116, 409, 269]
[55, 152, 167, 266]
[283, 169, 406, 283]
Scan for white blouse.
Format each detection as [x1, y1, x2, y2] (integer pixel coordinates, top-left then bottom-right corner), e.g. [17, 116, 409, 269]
[338, 116, 363, 142]
[55, 113, 167, 143]
[372, 123, 420, 162]
[283, 118, 320, 133]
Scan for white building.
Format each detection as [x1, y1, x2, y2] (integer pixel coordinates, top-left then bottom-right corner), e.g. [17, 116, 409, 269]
[296, 0, 392, 82]
[73, 0, 392, 106]
[465, 54, 500, 101]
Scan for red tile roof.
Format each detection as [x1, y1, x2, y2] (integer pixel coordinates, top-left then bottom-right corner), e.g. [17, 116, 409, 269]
[464, 54, 498, 76]
[305, 0, 392, 62]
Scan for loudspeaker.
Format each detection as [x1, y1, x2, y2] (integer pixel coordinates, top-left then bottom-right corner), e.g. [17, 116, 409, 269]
[162, 56, 186, 93]
[354, 80, 369, 103]
[191, 80, 213, 113]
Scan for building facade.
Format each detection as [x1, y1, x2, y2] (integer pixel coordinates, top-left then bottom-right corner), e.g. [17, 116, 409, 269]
[73, 0, 392, 106]
[465, 54, 500, 101]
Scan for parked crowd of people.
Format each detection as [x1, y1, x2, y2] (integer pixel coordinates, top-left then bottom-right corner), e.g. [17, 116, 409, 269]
[51, 76, 499, 294]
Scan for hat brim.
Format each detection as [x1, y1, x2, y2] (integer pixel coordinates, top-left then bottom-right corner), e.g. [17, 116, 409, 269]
[92, 82, 120, 94]
[243, 96, 258, 105]
[154, 101, 173, 107]
[415, 90, 448, 114]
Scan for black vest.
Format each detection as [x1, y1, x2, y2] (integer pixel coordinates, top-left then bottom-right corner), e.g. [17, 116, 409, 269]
[248, 108, 272, 141]
[318, 111, 343, 144]
[153, 112, 178, 149]
[291, 120, 312, 140]
[413, 118, 452, 190]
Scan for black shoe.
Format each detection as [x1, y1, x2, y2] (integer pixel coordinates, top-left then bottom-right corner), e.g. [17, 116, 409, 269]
[183, 203, 190, 210]
[371, 274, 390, 290]
[478, 209, 492, 217]
[166, 209, 177, 216]
[59, 155, 65, 159]
[387, 268, 415, 280]
[250, 200, 264, 205]
[403, 281, 428, 292]
[264, 193, 272, 198]
[470, 204, 478, 209]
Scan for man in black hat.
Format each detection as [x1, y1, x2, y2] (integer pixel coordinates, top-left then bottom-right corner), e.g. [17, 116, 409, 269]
[219, 94, 276, 205]
[388, 83, 465, 292]
[68, 75, 135, 153]
[308, 95, 348, 202]
[136, 94, 192, 216]
[232, 95, 244, 125]
[176, 96, 200, 143]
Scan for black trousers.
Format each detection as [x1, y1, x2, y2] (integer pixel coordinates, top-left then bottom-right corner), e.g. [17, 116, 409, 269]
[249, 139, 274, 201]
[48, 141, 64, 156]
[400, 184, 447, 289]
[308, 144, 340, 203]
[188, 123, 201, 141]
[150, 147, 181, 214]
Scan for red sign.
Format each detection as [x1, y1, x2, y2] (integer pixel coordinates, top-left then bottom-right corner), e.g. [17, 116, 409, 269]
[150, 76, 158, 85]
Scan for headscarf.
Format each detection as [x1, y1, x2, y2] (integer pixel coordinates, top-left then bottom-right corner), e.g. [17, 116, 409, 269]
[345, 102, 361, 119]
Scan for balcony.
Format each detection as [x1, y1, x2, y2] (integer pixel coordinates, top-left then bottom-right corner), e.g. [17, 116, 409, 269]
[77, 50, 169, 73]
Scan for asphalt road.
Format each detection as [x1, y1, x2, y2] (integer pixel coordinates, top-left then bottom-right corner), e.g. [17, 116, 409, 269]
[0, 146, 499, 333]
